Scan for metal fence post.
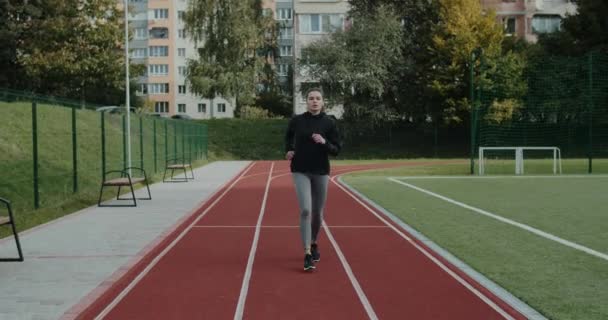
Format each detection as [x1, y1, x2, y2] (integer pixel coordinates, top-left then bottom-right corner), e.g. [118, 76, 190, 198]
[32, 102, 40, 209]
[588, 52, 594, 174]
[153, 119, 157, 173]
[139, 117, 144, 168]
[122, 115, 127, 170]
[101, 112, 106, 179]
[72, 106, 78, 193]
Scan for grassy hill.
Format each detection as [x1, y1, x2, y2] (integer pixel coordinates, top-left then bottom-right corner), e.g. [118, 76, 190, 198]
[0, 101, 207, 238]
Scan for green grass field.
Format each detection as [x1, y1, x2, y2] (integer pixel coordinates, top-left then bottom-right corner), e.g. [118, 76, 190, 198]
[343, 162, 608, 320]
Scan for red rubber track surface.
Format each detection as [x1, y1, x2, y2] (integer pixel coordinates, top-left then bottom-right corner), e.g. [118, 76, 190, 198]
[71, 160, 526, 320]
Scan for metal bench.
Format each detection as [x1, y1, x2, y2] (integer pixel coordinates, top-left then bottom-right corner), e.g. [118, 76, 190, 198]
[98, 167, 152, 207]
[163, 158, 194, 182]
[0, 197, 24, 262]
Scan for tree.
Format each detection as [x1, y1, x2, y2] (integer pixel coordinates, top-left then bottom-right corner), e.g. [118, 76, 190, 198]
[11, 0, 135, 106]
[561, 0, 608, 53]
[429, 0, 504, 124]
[255, 90, 291, 118]
[301, 5, 403, 124]
[349, 0, 441, 122]
[0, 0, 36, 89]
[185, 0, 273, 116]
[479, 52, 527, 123]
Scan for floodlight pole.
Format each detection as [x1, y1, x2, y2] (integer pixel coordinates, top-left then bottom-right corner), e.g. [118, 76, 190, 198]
[124, 0, 132, 175]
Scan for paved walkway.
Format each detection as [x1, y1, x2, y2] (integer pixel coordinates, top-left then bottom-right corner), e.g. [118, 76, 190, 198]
[0, 161, 250, 320]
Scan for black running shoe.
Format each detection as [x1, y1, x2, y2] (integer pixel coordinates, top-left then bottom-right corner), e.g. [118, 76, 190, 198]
[311, 243, 320, 262]
[304, 254, 316, 271]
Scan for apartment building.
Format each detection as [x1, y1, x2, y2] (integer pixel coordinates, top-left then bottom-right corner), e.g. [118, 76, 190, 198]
[481, 0, 577, 42]
[293, 0, 349, 116]
[127, 0, 234, 119]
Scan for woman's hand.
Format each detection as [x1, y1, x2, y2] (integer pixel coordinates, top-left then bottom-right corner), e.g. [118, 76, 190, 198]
[286, 151, 295, 160]
[311, 133, 326, 145]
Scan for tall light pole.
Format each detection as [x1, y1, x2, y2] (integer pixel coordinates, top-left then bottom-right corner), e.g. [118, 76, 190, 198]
[124, 0, 132, 174]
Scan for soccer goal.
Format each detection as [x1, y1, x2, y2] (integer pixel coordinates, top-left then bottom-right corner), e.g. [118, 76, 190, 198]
[478, 147, 562, 175]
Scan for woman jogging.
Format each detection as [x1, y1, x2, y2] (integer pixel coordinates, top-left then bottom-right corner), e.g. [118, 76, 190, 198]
[284, 88, 342, 271]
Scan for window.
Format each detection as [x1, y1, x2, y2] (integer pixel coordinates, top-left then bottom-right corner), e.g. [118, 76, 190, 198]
[279, 27, 293, 39]
[178, 66, 187, 76]
[178, 48, 186, 57]
[198, 103, 206, 113]
[154, 9, 169, 19]
[135, 28, 148, 39]
[148, 83, 170, 94]
[132, 48, 147, 58]
[178, 10, 185, 21]
[299, 14, 343, 33]
[149, 64, 169, 76]
[278, 64, 289, 76]
[532, 15, 561, 34]
[149, 46, 169, 56]
[322, 14, 343, 33]
[129, 11, 147, 21]
[310, 14, 321, 33]
[178, 29, 186, 38]
[217, 103, 226, 113]
[149, 27, 169, 39]
[504, 17, 516, 35]
[280, 45, 292, 56]
[178, 104, 186, 113]
[155, 101, 169, 113]
[137, 83, 148, 94]
[178, 85, 186, 94]
[277, 8, 292, 20]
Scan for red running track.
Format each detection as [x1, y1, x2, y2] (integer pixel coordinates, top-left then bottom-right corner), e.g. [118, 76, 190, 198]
[71, 161, 526, 320]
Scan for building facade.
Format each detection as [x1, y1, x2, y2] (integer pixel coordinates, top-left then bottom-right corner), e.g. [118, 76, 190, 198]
[259, 0, 294, 95]
[127, 0, 235, 119]
[275, 0, 295, 93]
[480, 0, 577, 42]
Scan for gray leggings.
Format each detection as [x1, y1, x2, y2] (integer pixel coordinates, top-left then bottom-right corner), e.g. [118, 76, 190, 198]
[292, 172, 329, 249]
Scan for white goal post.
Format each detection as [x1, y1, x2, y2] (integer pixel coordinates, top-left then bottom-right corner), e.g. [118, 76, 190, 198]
[478, 146, 562, 175]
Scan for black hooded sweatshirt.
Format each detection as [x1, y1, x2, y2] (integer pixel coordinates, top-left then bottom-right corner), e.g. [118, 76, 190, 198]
[284, 111, 341, 175]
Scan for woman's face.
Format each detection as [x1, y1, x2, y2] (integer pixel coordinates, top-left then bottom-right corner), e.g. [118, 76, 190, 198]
[306, 91, 324, 114]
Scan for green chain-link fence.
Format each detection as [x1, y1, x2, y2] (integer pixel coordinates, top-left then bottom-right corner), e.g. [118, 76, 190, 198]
[472, 52, 608, 174]
[0, 89, 208, 212]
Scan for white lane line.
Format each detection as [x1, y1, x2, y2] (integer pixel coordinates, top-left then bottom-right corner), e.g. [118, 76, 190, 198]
[241, 168, 290, 180]
[323, 222, 379, 320]
[191, 225, 388, 229]
[233, 162, 275, 320]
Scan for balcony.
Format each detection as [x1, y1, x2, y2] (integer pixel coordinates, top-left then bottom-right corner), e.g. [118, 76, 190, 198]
[531, 0, 576, 11]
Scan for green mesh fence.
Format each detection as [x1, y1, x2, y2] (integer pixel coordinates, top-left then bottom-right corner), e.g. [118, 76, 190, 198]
[473, 52, 608, 174]
[0, 89, 208, 213]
